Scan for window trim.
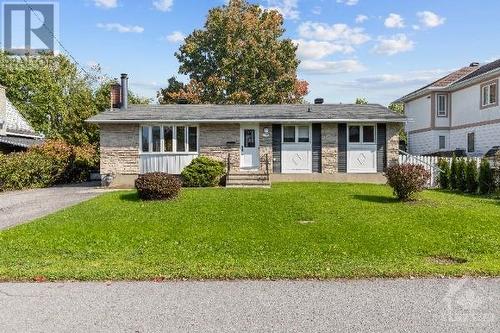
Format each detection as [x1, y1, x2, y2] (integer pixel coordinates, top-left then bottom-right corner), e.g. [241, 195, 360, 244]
[282, 124, 311, 144]
[480, 79, 498, 109]
[436, 94, 448, 117]
[348, 124, 376, 145]
[139, 125, 199, 155]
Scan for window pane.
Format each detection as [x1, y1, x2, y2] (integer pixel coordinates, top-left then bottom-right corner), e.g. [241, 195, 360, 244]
[141, 127, 149, 153]
[349, 126, 360, 143]
[152, 126, 161, 152]
[176, 126, 186, 152]
[244, 129, 256, 148]
[490, 84, 497, 104]
[164, 126, 173, 152]
[363, 126, 375, 143]
[437, 95, 446, 115]
[439, 136, 446, 149]
[483, 86, 489, 105]
[468, 133, 475, 153]
[298, 126, 309, 143]
[283, 126, 295, 143]
[188, 127, 198, 152]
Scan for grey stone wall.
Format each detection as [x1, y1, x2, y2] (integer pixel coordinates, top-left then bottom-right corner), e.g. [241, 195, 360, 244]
[387, 123, 402, 167]
[100, 124, 140, 176]
[321, 123, 338, 174]
[199, 123, 240, 172]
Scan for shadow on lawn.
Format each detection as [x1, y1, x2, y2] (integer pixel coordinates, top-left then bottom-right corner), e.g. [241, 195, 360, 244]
[351, 195, 399, 204]
[119, 192, 140, 202]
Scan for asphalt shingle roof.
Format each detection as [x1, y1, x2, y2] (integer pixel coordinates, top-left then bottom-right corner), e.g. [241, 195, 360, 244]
[0, 135, 43, 148]
[87, 104, 405, 123]
[3, 99, 42, 138]
[456, 59, 500, 83]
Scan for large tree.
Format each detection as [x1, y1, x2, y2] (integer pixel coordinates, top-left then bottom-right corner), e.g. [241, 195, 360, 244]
[173, 0, 308, 104]
[157, 76, 185, 104]
[0, 53, 147, 145]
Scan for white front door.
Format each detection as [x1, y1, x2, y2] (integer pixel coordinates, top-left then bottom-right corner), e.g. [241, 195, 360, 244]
[347, 124, 377, 173]
[240, 125, 259, 170]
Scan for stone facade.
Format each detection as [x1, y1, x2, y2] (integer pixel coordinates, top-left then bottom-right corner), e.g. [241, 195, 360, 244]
[199, 123, 240, 172]
[321, 123, 338, 174]
[259, 123, 273, 174]
[387, 123, 402, 167]
[100, 124, 140, 176]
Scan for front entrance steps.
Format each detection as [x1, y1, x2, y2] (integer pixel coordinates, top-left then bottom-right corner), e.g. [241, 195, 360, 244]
[226, 172, 271, 188]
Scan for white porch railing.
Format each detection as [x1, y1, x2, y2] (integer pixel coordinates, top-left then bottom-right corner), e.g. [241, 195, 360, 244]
[398, 152, 481, 188]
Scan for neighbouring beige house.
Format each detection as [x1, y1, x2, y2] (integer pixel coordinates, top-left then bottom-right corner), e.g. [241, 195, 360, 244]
[87, 75, 405, 187]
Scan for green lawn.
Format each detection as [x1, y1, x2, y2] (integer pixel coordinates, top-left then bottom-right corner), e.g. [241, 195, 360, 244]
[0, 183, 499, 281]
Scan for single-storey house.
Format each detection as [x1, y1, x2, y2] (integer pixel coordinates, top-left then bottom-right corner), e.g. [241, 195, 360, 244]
[0, 85, 44, 154]
[87, 75, 405, 187]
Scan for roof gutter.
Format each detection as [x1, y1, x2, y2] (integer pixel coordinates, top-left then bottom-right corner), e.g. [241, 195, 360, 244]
[87, 118, 406, 125]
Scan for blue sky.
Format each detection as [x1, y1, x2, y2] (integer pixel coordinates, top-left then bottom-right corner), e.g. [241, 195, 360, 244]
[35, 0, 500, 104]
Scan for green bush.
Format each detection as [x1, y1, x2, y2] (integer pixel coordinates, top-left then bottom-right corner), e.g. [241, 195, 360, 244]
[0, 140, 98, 192]
[450, 156, 459, 190]
[181, 156, 226, 187]
[386, 164, 431, 201]
[437, 158, 451, 190]
[456, 158, 467, 192]
[135, 173, 181, 201]
[465, 160, 479, 194]
[479, 159, 494, 195]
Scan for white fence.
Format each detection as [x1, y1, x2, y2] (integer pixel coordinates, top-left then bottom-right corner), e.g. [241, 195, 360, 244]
[398, 154, 481, 188]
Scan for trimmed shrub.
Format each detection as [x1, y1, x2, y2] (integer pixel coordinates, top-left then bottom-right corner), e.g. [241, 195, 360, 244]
[437, 158, 451, 190]
[450, 156, 459, 190]
[478, 159, 494, 195]
[181, 156, 225, 187]
[0, 140, 99, 192]
[457, 158, 467, 192]
[465, 160, 479, 194]
[386, 164, 431, 201]
[135, 173, 181, 201]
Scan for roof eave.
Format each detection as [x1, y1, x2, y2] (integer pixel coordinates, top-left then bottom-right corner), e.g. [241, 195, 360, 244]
[86, 118, 406, 125]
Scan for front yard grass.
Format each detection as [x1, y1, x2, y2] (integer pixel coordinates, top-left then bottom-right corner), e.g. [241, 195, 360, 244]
[0, 183, 499, 281]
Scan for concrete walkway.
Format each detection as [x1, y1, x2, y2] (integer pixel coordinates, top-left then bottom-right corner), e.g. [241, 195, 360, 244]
[0, 183, 107, 230]
[0, 279, 498, 332]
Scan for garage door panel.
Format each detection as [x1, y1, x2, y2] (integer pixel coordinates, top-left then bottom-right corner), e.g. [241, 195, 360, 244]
[282, 144, 312, 173]
[347, 144, 377, 173]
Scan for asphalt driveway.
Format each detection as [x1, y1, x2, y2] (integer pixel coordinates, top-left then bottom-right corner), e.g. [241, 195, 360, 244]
[0, 183, 106, 230]
[0, 279, 498, 332]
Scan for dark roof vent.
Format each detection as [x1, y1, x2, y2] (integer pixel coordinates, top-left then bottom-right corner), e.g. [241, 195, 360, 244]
[470, 62, 480, 67]
[314, 98, 324, 105]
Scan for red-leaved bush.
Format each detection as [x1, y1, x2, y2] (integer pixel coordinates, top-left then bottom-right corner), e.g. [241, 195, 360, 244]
[386, 164, 431, 201]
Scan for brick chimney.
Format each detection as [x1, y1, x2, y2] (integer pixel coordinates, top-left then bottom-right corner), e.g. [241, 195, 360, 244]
[110, 81, 121, 109]
[0, 85, 6, 136]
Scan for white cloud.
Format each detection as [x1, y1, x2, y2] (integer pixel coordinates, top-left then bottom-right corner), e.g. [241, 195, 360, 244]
[300, 59, 365, 74]
[166, 31, 185, 43]
[373, 34, 414, 56]
[336, 0, 359, 6]
[263, 0, 299, 20]
[417, 11, 446, 28]
[298, 21, 370, 45]
[153, 0, 173, 12]
[97, 23, 144, 33]
[93, 0, 117, 9]
[294, 39, 354, 60]
[384, 13, 405, 28]
[355, 15, 368, 24]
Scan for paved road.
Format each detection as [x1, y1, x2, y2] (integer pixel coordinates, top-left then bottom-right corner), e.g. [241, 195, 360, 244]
[0, 182, 105, 230]
[0, 279, 498, 332]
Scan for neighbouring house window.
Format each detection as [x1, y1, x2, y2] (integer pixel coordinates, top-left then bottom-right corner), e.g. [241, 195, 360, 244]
[363, 126, 375, 143]
[188, 127, 198, 152]
[164, 126, 173, 152]
[140, 125, 198, 153]
[439, 136, 446, 150]
[176, 126, 186, 152]
[349, 126, 361, 143]
[467, 133, 475, 153]
[152, 126, 161, 152]
[298, 126, 310, 143]
[283, 126, 296, 143]
[482, 81, 497, 107]
[141, 127, 149, 153]
[437, 94, 448, 117]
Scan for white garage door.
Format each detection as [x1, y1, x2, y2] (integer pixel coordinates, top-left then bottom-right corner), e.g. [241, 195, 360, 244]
[347, 124, 377, 173]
